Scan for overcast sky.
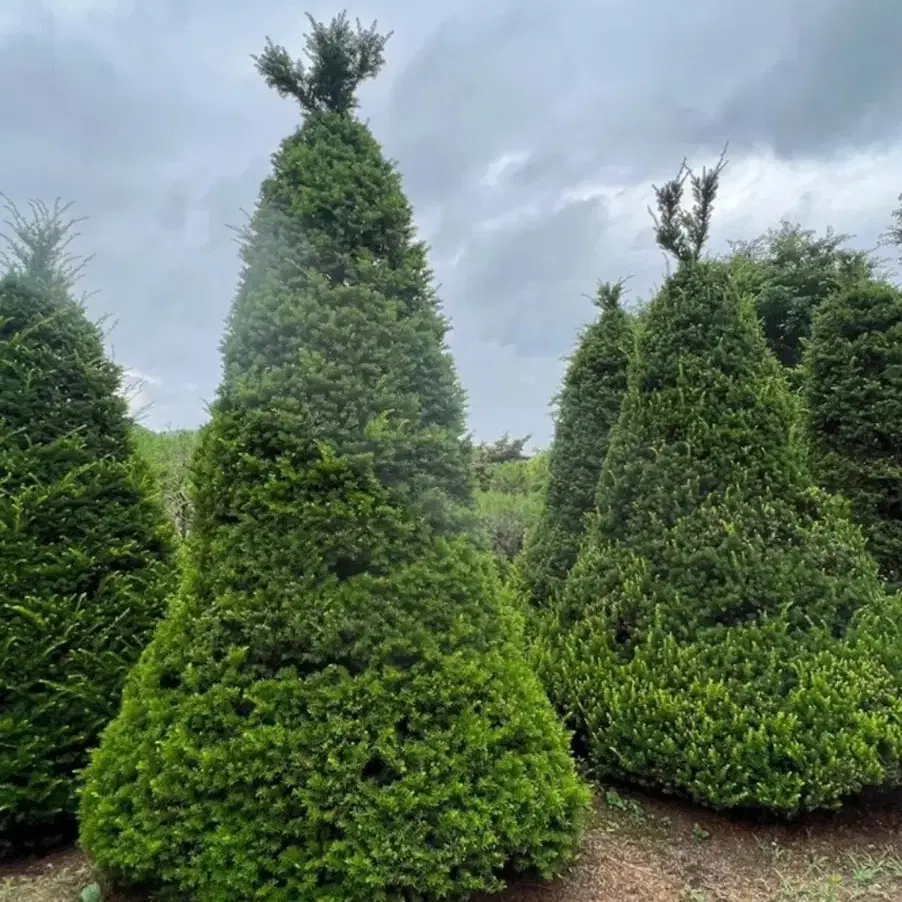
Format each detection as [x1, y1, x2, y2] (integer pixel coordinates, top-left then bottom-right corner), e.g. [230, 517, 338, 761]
[2, 0, 901, 445]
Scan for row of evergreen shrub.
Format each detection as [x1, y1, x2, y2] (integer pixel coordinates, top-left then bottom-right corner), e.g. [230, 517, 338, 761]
[523, 158, 902, 815]
[2, 11, 901, 902]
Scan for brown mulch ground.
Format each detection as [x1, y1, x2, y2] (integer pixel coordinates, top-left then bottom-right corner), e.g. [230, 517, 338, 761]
[497, 785, 902, 902]
[4, 786, 902, 902]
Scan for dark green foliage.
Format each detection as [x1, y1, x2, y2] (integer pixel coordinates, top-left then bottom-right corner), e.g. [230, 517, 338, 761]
[254, 12, 391, 116]
[80, 479, 587, 901]
[726, 222, 878, 369]
[649, 149, 727, 266]
[229, 109, 472, 529]
[80, 15, 587, 900]
[518, 282, 632, 606]
[0, 276, 176, 849]
[536, 260, 902, 815]
[805, 280, 902, 588]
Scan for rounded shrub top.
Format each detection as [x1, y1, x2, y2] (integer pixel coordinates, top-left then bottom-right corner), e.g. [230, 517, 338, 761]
[804, 279, 902, 588]
[537, 260, 902, 816]
[0, 274, 130, 452]
[0, 275, 176, 849]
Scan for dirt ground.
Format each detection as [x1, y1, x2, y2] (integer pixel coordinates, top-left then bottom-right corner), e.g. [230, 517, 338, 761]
[3, 786, 902, 902]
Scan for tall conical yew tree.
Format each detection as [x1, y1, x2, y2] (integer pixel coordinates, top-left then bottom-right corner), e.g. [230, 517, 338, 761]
[0, 203, 176, 850]
[535, 155, 902, 816]
[804, 279, 902, 589]
[79, 14, 587, 901]
[518, 281, 632, 606]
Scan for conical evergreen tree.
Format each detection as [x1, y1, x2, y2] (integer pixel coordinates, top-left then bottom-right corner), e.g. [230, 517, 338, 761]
[535, 158, 902, 816]
[79, 15, 587, 901]
[518, 281, 632, 606]
[245, 13, 473, 528]
[0, 204, 176, 848]
[804, 279, 902, 589]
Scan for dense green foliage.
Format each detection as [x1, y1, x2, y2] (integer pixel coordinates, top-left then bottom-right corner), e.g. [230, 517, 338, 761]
[805, 280, 902, 588]
[474, 445, 548, 565]
[131, 425, 547, 566]
[0, 275, 176, 849]
[79, 16, 587, 901]
[518, 282, 632, 606]
[8, 18, 902, 892]
[226, 117, 472, 535]
[132, 425, 198, 539]
[535, 257, 902, 815]
[726, 222, 878, 370]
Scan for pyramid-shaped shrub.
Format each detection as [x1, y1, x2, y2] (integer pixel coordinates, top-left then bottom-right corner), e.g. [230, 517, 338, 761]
[536, 258, 902, 815]
[804, 279, 902, 589]
[518, 282, 632, 606]
[0, 275, 177, 850]
[79, 15, 587, 901]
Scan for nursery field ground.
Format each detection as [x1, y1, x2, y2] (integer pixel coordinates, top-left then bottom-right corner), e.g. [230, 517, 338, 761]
[4, 786, 902, 902]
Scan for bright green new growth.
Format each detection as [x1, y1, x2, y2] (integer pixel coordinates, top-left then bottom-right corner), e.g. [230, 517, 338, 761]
[79, 14, 587, 901]
[518, 282, 632, 606]
[805, 280, 902, 589]
[535, 160, 902, 816]
[0, 275, 176, 849]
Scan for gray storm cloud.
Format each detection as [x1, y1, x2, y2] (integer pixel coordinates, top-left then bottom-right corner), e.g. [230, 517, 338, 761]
[1, 0, 899, 441]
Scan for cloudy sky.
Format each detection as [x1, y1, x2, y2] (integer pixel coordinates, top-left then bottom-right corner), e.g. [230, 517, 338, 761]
[2, 0, 901, 445]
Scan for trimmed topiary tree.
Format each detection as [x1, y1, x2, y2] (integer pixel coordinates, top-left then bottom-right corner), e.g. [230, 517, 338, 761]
[535, 157, 902, 816]
[804, 279, 902, 589]
[0, 273, 177, 851]
[244, 13, 474, 530]
[518, 282, 632, 606]
[78, 14, 588, 901]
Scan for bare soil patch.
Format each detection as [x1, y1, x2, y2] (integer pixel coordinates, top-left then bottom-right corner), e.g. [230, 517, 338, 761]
[496, 785, 902, 902]
[4, 786, 902, 901]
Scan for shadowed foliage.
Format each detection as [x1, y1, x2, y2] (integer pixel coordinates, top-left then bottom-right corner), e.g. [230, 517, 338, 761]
[518, 282, 633, 606]
[0, 274, 176, 851]
[805, 279, 902, 589]
[726, 222, 878, 371]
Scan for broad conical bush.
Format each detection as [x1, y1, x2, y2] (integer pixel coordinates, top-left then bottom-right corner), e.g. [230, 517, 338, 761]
[804, 279, 902, 589]
[537, 259, 902, 815]
[79, 14, 587, 901]
[518, 282, 632, 606]
[536, 160, 902, 816]
[0, 274, 176, 850]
